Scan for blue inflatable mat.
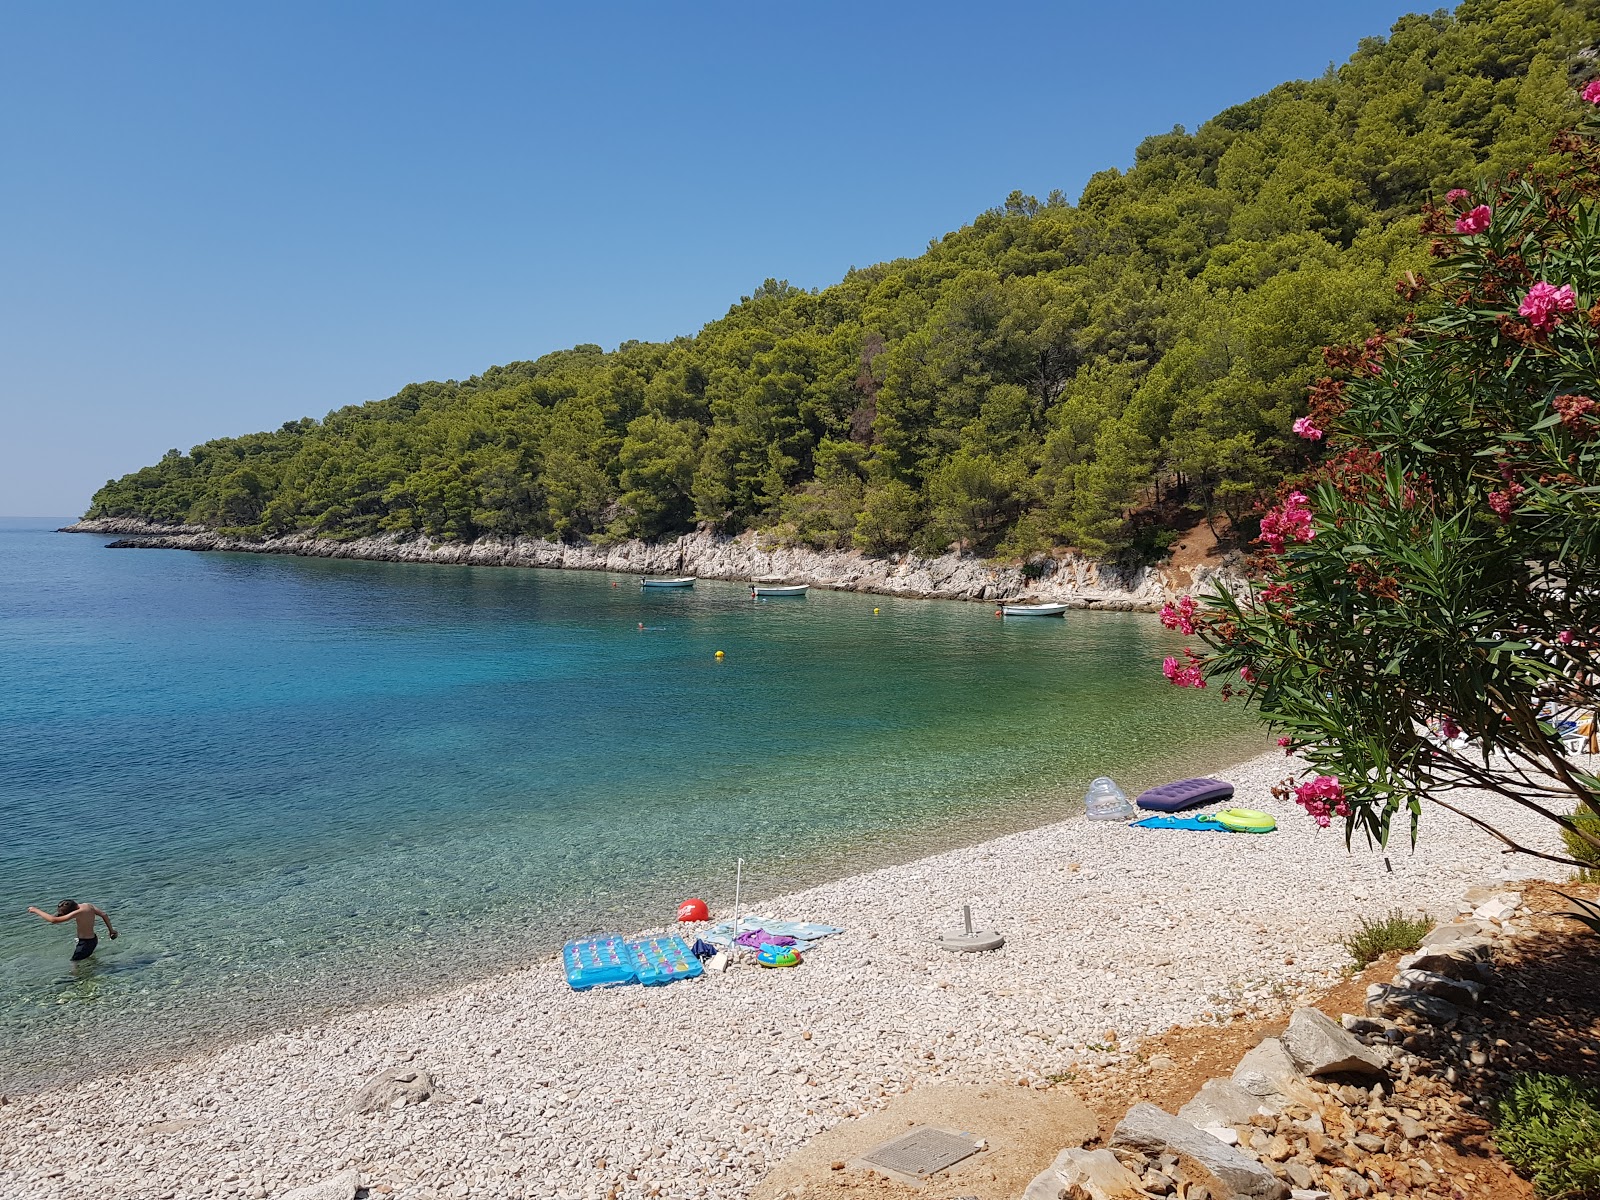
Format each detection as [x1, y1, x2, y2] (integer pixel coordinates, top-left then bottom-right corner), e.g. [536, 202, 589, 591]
[1131, 814, 1228, 831]
[628, 935, 704, 986]
[563, 935, 637, 991]
[1135, 777, 1235, 813]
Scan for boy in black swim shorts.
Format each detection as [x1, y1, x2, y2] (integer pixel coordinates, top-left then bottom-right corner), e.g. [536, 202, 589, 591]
[27, 899, 117, 961]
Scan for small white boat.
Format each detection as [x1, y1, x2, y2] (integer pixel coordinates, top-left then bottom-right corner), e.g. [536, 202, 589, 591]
[1001, 602, 1068, 617]
[641, 577, 695, 589]
[752, 583, 808, 597]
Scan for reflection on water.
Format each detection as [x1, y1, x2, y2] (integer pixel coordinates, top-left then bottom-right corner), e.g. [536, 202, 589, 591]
[0, 528, 1261, 1090]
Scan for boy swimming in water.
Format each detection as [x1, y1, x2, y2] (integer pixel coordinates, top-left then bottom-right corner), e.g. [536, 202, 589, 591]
[27, 899, 117, 961]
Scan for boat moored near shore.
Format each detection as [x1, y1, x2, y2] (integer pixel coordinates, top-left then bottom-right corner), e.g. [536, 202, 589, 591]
[1000, 601, 1068, 617]
[641, 577, 695, 589]
[752, 580, 808, 597]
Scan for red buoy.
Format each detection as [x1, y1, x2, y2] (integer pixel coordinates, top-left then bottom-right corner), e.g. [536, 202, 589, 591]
[676, 898, 709, 923]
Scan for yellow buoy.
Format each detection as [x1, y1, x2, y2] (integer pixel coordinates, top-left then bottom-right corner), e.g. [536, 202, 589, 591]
[873, 607, 879, 614]
[715, 650, 725, 659]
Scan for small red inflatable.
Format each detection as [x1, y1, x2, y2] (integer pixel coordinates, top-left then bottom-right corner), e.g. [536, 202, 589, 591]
[676, 898, 709, 923]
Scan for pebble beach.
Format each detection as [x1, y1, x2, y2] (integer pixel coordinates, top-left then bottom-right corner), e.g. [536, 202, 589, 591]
[0, 749, 1573, 1200]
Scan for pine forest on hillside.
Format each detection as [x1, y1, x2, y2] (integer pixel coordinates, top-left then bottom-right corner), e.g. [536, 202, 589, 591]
[87, 0, 1600, 565]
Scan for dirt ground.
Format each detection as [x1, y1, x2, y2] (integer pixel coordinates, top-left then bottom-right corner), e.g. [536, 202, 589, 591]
[757, 879, 1598, 1200]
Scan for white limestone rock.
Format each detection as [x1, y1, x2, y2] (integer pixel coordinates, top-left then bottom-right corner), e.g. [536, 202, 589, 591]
[1111, 1102, 1289, 1200]
[1022, 1146, 1146, 1200]
[276, 1169, 360, 1200]
[1281, 1007, 1386, 1077]
[1233, 1037, 1313, 1105]
[1397, 938, 1493, 980]
[1394, 968, 1484, 1007]
[350, 1067, 435, 1113]
[1178, 1077, 1274, 1127]
[1365, 983, 1460, 1024]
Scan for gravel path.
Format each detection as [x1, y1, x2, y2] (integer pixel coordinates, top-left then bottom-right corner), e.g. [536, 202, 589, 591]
[0, 750, 1572, 1200]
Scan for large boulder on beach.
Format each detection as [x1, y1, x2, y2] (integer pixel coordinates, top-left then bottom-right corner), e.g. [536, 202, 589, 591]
[275, 1169, 360, 1200]
[1281, 1007, 1386, 1077]
[1021, 1146, 1144, 1200]
[1111, 1103, 1289, 1199]
[1396, 968, 1484, 1007]
[351, 1067, 435, 1113]
[1398, 938, 1493, 980]
[1365, 984, 1460, 1025]
[1420, 919, 1492, 947]
[1231, 1037, 1313, 1107]
[1177, 1077, 1270, 1127]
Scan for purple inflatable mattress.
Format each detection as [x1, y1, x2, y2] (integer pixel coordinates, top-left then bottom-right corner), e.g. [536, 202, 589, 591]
[1135, 777, 1235, 813]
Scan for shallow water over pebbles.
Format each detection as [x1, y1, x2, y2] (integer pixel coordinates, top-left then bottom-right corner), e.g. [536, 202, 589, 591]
[0, 524, 1258, 1089]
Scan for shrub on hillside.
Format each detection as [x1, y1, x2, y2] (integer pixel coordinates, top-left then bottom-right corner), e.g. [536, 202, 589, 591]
[1493, 1072, 1600, 1199]
[1340, 908, 1432, 968]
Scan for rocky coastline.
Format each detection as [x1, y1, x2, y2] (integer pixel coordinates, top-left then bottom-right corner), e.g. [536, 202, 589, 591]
[60, 519, 1247, 611]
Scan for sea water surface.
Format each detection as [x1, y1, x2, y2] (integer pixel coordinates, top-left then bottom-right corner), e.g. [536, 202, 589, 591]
[0, 523, 1259, 1090]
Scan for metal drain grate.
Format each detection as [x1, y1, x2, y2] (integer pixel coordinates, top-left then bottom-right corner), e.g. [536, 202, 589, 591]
[859, 1127, 981, 1178]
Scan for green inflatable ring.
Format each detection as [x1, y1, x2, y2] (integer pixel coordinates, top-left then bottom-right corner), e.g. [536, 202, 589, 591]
[1212, 807, 1277, 834]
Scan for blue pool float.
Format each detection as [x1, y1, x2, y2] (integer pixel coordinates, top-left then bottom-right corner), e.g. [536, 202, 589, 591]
[563, 935, 637, 991]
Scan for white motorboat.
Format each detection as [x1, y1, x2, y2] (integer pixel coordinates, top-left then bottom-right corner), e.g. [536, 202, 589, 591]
[641, 577, 695, 589]
[1001, 602, 1068, 617]
[751, 583, 809, 597]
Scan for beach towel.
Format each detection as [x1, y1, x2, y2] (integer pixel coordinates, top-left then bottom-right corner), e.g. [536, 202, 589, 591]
[706, 916, 844, 953]
[734, 930, 796, 950]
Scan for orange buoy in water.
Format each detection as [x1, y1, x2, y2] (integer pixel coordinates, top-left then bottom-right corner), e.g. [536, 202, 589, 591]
[677, 898, 709, 922]
[994, 609, 1003, 617]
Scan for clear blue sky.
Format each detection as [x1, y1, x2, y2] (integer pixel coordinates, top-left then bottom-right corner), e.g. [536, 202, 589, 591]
[1, 1, 1417, 517]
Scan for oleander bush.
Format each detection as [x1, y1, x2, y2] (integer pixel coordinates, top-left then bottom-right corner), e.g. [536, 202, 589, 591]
[1164, 86, 1600, 868]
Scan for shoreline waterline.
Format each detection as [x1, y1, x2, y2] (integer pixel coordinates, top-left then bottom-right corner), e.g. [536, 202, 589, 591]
[0, 746, 1570, 1200]
[2, 527, 1261, 1097]
[3, 730, 1270, 1097]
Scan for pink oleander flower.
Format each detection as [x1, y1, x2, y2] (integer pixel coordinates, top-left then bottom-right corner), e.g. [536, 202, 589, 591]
[1454, 205, 1492, 235]
[1161, 655, 1206, 689]
[1445, 188, 1471, 205]
[1258, 491, 1315, 554]
[1519, 281, 1576, 331]
[1292, 415, 1324, 440]
[1584, 79, 1600, 105]
[1439, 716, 1461, 740]
[1159, 595, 1200, 635]
[1239, 666, 1257, 684]
[1294, 774, 1347, 828]
[1488, 482, 1523, 522]
[1560, 630, 1576, 646]
[1277, 736, 1291, 748]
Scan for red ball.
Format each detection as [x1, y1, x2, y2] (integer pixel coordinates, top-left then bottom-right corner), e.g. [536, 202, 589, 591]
[676, 898, 709, 923]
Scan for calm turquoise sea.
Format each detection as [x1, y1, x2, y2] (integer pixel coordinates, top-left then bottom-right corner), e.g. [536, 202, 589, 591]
[0, 524, 1259, 1089]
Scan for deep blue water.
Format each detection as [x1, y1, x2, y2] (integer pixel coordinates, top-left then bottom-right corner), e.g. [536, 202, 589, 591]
[0, 523, 1259, 1088]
